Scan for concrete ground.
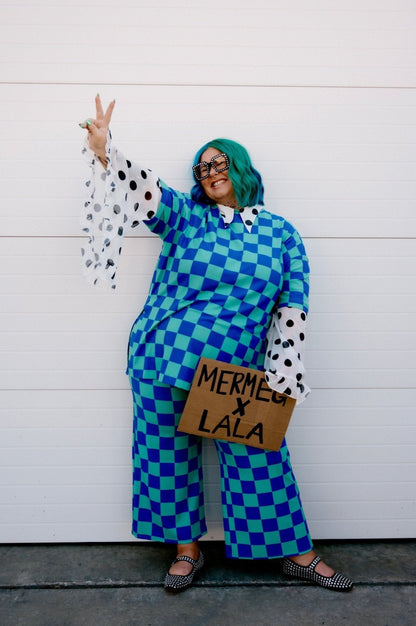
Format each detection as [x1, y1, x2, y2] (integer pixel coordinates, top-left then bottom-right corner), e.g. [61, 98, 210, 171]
[0, 540, 415, 626]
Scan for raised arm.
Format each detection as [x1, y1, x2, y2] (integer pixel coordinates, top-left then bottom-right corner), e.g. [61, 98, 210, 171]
[79, 96, 161, 289]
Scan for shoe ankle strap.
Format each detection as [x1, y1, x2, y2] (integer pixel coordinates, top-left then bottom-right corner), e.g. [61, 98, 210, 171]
[308, 556, 321, 571]
[174, 554, 197, 566]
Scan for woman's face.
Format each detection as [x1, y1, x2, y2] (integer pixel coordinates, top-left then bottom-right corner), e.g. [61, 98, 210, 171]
[199, 147, 238, 207]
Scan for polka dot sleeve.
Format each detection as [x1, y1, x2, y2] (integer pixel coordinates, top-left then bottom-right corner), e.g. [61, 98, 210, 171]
[80, 133, 161, 289]
[264, 306, 311, 404]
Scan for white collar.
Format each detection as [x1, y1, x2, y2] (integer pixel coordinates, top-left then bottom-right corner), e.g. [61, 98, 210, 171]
[217, 205, 262, 233]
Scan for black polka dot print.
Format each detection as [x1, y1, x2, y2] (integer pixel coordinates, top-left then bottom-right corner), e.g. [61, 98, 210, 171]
[217, 204, 260, 233]
[263, 307, 310, 403]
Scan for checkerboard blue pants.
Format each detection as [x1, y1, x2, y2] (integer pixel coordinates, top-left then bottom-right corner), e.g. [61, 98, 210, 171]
[130, 377, 313, 559]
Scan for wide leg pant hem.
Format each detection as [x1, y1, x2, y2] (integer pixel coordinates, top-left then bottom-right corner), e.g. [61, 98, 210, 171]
[131, 529, 208, 545]
[224, 540, 315, 560]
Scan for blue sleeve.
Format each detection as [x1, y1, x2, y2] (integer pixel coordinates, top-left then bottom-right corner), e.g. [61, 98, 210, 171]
[144, 181, 197, 241]
[278, 221, 310, 313]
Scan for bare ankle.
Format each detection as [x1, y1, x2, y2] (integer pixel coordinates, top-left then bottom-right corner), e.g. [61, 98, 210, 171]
[177, 541, 199, 558]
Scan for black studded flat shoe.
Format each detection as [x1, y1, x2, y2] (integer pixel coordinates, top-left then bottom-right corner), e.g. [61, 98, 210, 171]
[164, 551, 204, 593]
[282, 556, 353, 591]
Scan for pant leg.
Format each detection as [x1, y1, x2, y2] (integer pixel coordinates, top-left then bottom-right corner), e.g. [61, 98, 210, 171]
[215, 437, 313, 559]
[130, 376, 207, 544]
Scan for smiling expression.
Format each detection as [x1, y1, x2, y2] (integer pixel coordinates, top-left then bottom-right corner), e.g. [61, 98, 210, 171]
[199, 147, 238, 208]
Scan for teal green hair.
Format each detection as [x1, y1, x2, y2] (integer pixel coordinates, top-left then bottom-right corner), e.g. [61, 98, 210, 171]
[191, 138, 264, 207]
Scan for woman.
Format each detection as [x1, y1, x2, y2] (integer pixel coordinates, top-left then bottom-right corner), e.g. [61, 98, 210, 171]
[80, 95, 353, 592]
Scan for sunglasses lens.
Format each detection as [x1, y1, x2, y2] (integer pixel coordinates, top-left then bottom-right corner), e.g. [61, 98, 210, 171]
[193, 162, 209, 180]
[212, 154, 229, 173]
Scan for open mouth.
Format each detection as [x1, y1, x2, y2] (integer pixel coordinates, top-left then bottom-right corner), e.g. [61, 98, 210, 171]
[211, 178, 227, 188]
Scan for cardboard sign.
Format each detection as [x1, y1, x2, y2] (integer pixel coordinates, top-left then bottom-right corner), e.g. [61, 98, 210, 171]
[178, 358, 296, 451]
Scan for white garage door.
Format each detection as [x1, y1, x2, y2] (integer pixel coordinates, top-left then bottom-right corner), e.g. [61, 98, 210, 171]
[1, 0, 415, 542]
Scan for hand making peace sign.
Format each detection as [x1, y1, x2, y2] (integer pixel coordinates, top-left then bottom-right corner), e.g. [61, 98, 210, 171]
[79, 94, 115, 159]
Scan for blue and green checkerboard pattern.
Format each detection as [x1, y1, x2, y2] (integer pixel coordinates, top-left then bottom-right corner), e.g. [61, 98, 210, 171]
[131, 377, 313, 559]
[127, 183, 309, 390]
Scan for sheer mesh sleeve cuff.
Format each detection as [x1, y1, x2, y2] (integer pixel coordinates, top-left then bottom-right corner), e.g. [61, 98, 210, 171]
[263, 306, 311, 404]
[80, 134, 161, 289]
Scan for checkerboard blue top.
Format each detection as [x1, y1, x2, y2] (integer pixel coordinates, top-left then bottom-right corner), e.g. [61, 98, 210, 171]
[81, 135, 311, 402]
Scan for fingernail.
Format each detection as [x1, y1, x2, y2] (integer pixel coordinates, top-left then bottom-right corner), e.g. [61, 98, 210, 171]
[96, 93, 100, 97]
[79, 122, 86, 128]
[86, 119, 92, 126]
